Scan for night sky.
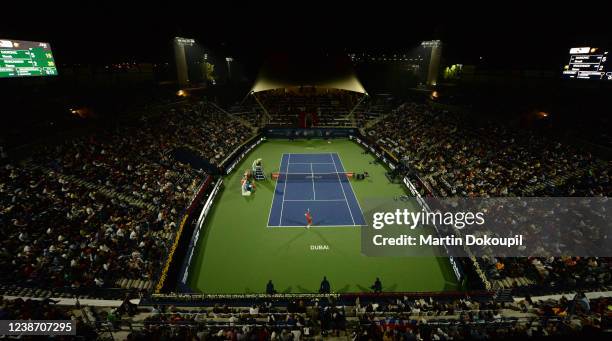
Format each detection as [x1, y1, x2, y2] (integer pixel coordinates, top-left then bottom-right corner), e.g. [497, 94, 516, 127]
[0, 2, 609, 71]
[0, 2, 610, 146]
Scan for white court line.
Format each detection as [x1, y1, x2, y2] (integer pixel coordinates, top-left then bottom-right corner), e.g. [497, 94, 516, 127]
[270, 153, 365, 228]
[278, 154, 290, 226]
[310, 163, 316, 200]
[290, 162, 335, 164]
[283, 199, 346, 202]
[267, 223, 366, 228]
[266, 153, 285, 229]
[330, 153, 356, 225]
[334, 153, 367, 224]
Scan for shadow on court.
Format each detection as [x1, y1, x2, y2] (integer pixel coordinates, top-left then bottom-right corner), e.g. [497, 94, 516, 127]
[259, 180, 275, 191]
[335, 284, 350, 293]
[296, 285, 311, 293]
[274, 229, 308, 255]
[312, 229, 350, 258]
[357, 283, 398, 292]
[356, 284, 370, 292]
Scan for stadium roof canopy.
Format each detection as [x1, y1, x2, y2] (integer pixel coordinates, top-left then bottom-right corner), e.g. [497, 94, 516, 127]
[251, 52, 367, 94]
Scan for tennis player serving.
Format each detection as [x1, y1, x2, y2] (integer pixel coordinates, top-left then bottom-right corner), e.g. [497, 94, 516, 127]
[305, 209, 313, 229]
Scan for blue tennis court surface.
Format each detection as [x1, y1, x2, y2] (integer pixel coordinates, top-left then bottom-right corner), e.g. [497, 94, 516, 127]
[267, 153, 366, 227]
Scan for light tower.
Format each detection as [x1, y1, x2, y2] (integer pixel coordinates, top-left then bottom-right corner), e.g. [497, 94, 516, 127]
[421, 40, 442, 87]
[225, 57, 233, 81]
[174, 37, 195, 87]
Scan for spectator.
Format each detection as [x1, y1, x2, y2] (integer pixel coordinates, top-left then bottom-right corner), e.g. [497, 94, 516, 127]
[320, 276, 331, 294]
[267, 280, 277, 295]
[371, 277, 383, 293]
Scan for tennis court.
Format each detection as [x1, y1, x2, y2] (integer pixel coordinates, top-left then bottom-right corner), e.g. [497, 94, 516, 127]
[267, 153, 366, 227]
[188, 139, 457, 293]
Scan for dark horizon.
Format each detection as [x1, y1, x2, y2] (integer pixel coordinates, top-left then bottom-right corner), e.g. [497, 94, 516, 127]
[1, 3, 609, 71]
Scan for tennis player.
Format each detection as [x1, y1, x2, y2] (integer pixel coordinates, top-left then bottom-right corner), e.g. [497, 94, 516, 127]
[305, 209, 313, 229]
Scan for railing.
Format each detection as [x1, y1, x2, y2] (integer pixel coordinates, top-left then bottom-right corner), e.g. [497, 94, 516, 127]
[349, 134, 492, 291]
[0, 282, 136, 301]
[147, 292, 340, 302]
[143, 290, 496, 307]
[155, 175, 214, 293]
[177, 178, 224, 290]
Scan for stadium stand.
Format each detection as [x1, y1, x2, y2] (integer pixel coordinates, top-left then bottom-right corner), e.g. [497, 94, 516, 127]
[2, 292, 606, 339]
[250, 90, 362, 127]
[0, 101, 253, 297]
[366, 102, 610, 198]
[1, 94, 610, 339]
[364, 101, 611, 296]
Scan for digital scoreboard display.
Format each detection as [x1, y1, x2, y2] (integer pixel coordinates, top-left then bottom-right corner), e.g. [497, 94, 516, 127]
[562, 47, 611, 81]
[0, 39, 58, 78]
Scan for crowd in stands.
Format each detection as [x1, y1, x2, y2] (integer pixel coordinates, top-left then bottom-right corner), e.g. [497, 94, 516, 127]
[368, 102, 610, 198]
[0, 296, 67, 321]
[2, 293, 595, 340]
[125, 301, 320, 340]
[0, 296, 99, 339]
[367, 102, 611, 294]
[252, 90, 361, 127]
[479, 256, 612, 295]
[0, 101, 252, 291]
[1, 94, 610, 340]
[353, 293, 610, 340]
[228, 90, 396, 129]
[164, 103, 253, 165]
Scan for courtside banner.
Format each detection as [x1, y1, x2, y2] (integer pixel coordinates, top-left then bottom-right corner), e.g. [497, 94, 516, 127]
[360, 197, 612, 257]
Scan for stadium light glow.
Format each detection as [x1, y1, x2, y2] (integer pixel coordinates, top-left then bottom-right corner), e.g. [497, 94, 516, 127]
[421, 40, 441, 47]
[174, 37, 195, 46]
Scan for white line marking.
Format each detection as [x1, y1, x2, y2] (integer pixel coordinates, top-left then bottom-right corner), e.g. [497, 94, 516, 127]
[279, 172, 344, 175]
[279, 154, 290, 226]
[310, 163, 316, 200]
[289, 162, 333, 164]
[267, 224, 366, 228]
[330, 153, 356, 225]
[283, 199, 346, 202]
[266, 153, 285, 229]
[334, 153, 366, 224]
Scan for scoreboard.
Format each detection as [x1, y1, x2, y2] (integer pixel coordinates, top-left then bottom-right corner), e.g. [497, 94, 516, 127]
[562, 47, 611, 81]
[0, 39, 58, 78]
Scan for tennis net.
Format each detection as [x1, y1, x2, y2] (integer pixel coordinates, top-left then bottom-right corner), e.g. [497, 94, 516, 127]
[271, 172, 354, 182]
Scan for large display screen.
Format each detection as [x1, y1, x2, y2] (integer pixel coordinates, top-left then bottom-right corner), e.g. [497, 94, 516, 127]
[0, 39, 58, 78]
[562, 47, 611, 80]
